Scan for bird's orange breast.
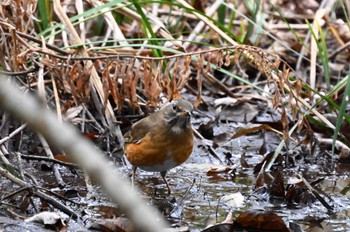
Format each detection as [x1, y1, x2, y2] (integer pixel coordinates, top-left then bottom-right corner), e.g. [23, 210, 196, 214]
[125, 127, 194, 172]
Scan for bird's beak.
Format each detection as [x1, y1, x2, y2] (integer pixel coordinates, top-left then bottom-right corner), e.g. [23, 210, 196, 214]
[178, 110, 191, 117]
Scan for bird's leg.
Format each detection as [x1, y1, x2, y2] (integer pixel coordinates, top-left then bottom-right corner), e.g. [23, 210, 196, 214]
[131, 166, 137, 191]
[160, 171, 171, 194]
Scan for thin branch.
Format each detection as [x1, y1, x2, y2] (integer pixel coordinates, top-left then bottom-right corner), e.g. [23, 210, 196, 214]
[0, 123, 27, 146]
[20, 154, 79, 168]
[38, 134, 65, 187]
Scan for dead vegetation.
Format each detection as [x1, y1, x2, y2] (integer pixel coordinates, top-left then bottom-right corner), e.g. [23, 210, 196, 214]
[0, 0, 350, 231]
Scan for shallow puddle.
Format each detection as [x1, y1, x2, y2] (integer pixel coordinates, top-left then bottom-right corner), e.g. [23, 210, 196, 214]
[117, 133, 350, 231]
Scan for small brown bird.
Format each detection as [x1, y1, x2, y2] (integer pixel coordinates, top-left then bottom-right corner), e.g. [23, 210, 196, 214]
[124, 99, 194, 194]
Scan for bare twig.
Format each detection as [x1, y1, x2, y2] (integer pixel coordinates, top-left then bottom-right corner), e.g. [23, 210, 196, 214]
[0, 90, 78, 220]
[329, 41, 350, 59]
[0, 123, 26, 145]
[37, 134, 65, 187]
[0, 66, 39, 76]
[298, 174, 333, 211]
[15, 152, 25, 180]
[192, 127, 224, 164]
[20, 154, 79, 168]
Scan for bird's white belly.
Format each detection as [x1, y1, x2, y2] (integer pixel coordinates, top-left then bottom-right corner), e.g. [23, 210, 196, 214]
[139, 151, 178, 172]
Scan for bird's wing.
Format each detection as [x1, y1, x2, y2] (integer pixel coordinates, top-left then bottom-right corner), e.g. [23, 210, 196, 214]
[123, 113, 162, 144]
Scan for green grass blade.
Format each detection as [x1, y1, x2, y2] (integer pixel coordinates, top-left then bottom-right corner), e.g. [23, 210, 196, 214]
[217, 4, 226, 26]
[39, 0, 128, 38]
[332, 71, 350, 155]
[306, 19, 330, 90]
[37, 0, 52, 31]
[317, 22, 330, 89]
[130, 0, 163, 57]
[243, 0, 261, 44]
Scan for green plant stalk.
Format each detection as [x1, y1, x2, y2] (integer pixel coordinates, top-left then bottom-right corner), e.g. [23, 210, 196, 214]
[227, 6, 236, 32]
[130, 0, 163, 57]
[340, 0, 350, 28]
[223, 2, 305, 59]
[243, 0, 260, 44]
[39, 0, 128, 38]
[92, 16, 106, 36]
[306, 19, 330, 90]
[166, 4, 185, 36]
[38, 0, 52, 31]
[42, 0, 238, 48]
[133, 0, 238, 42]
[317, 22, 330, 89]
[265, 122, 298, 172]
[332, 71, 350, 155]
[239, 21, 245, 43]
[217, 4, 226, 26]
[267, 1, 306, 52]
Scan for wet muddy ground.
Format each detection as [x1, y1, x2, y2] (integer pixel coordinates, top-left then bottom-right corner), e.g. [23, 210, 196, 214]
[125, 134, 350, 231]
[0, 120, 350, 231]
[87, 131, 350, 231]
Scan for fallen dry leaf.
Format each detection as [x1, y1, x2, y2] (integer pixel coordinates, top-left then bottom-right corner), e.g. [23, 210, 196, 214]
[234, 210, 289, 232]
[207, 165, 236, 174]
[89, 217, 135, 232]
[25, 211, 66, 231]
[221, 193, 245, 208]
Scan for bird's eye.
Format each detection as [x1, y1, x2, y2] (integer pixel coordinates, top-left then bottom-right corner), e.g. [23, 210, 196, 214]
[172, 103, 178, 111]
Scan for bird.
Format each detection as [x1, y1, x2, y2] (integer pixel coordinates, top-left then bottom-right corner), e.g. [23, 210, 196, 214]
[124, 99, 194, 194]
